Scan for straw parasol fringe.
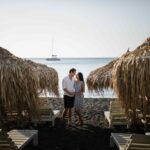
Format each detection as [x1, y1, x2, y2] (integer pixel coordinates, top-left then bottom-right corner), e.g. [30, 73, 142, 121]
[87, 37, 150, 124]
[87, 50, 130, 94]
[112, 38, 150, 121]
[0, 47, 59, 127]
[25, 60, 59, 96]
[87, 58, 118, 94]
[0, 47, 39, 125]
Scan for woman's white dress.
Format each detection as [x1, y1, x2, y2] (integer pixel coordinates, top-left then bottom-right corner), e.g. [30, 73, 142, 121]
[74, 81, 84, 110]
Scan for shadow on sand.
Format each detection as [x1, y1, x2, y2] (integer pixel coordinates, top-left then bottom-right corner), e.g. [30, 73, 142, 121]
[24, 118, 114, 150]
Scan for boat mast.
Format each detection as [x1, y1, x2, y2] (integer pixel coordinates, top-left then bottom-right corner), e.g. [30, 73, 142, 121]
[52, 38, 54, 56]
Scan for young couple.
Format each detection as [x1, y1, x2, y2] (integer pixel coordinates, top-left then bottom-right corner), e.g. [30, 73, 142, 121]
[62, 68, 85, 126]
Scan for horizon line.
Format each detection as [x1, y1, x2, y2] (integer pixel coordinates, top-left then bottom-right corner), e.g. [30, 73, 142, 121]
[24, 56, 117, 59]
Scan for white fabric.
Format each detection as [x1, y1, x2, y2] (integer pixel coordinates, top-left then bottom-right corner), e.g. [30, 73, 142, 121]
[74, 81, 84, 109]
[62, 76, 75, 97]
[74, 95, 84, 110]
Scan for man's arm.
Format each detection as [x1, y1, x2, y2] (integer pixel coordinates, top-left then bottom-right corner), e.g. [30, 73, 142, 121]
[63, 88, 74, 96]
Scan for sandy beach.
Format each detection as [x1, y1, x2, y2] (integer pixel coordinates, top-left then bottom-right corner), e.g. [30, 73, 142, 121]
[23, 98, 115, 150]
[20, 97, 145, 150]
[49, 97, 112, 127]
[2, 98, 147, 150]
[7, 97, 135, 150]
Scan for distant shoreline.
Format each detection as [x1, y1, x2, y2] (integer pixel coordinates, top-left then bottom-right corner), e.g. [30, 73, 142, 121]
[25, 57, 117, 59]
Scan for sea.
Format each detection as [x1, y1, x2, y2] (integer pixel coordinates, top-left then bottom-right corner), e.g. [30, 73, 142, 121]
[29, 57, 117, 98]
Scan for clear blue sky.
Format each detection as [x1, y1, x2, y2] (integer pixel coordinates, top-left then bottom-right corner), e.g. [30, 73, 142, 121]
[0, 0, 150, 58]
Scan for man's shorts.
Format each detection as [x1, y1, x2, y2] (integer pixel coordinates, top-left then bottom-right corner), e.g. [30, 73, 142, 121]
[64, 95, 75, 108]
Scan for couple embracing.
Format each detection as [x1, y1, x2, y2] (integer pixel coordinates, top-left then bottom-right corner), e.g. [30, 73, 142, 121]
[62, 68, 85, 126]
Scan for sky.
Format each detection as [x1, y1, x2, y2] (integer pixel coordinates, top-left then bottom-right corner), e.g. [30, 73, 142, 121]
[0, 0, 150, 58]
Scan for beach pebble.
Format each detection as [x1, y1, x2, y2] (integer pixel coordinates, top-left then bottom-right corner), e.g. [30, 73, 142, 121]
[48, 97, 113, 127]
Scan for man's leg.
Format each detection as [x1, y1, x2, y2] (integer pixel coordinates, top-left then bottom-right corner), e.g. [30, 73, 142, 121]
[62, 95, 68, 119]
[62, 108, 68, 120]
[68, 108, 72, 125]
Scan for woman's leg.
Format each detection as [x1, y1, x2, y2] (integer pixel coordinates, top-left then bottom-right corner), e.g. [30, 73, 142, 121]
[75, 108, 83, 125]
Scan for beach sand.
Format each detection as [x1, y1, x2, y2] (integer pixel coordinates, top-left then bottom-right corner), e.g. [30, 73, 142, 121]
[22, 98, 115, 150]
[10, 98, 145, 150]
[49, 97, 112, 127]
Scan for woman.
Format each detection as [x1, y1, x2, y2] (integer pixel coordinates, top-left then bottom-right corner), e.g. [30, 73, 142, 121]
[74, 72, 85, 126]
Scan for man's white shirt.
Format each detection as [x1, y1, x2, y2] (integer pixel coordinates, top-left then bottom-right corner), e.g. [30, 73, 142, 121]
[62, 76, 75, 97]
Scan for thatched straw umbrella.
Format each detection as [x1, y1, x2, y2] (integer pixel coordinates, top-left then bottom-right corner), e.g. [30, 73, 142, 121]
[87, 58, 118, 94]
[112, 37, 150, 123]
[25, 60, 59, 96]
[0, 47, 59, 128]
[87, 37, 150, 125]
[0, 47, 39, 127]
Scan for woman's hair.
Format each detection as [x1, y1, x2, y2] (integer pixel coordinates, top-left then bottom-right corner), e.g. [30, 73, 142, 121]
[77, 72, 85, 92]
[77, 72, 84, 82]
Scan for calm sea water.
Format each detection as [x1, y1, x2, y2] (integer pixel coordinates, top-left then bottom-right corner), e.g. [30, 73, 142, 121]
[29, 58, 116, 98]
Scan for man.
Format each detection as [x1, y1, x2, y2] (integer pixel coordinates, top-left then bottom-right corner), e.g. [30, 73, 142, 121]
[62, 68, 76, 125]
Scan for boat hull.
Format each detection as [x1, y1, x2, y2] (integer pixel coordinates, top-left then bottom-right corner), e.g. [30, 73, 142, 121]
[46, 58, 60, 61]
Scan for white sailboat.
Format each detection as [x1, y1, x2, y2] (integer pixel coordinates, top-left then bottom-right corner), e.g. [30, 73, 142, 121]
[46, 39, 60, 61]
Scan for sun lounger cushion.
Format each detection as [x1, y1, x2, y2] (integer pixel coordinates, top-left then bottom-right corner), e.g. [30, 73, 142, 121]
[32, 97, 60, 125]
[110, 133, 132, 150]
[110, 133, 150, 150]
[104, 100, 128, 128]
[126, 134, 150, 150]
[8, 130, 38, 150]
